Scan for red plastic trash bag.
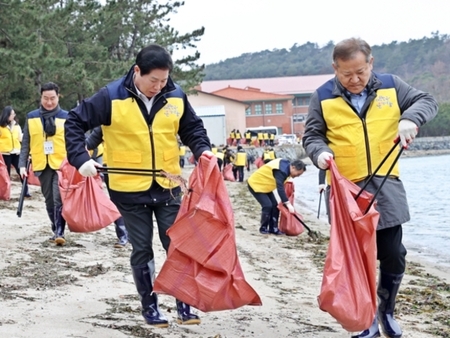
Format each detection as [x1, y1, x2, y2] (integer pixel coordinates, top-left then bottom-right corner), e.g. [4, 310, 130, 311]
[154, 154, 262, 312]
[27, 163, 40, 186]
[222, 164, 235, 181]
[0, 154, 11, 200]
[57, 159, 121, 233]
[317, 160, 379, 332]
[278, 181, 304, 236]
[255, 157, 264, 168]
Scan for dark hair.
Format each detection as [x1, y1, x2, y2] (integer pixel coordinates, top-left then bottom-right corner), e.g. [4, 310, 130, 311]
[136, 44, 173, 75]
[332, 37, 372, 65]
[291, 159, 307, 171]
[0, 106, 14, 127]
[41, 82, 60, 95]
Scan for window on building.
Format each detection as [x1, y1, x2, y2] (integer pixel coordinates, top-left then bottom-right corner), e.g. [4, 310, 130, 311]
[246, 107, 252, 115]
[293, 97, 311, 107]
[265, 103, 272, 115]
[276, 103, 283, 114]
[293, 114, 306, 122]
[255, 104, 262, 115]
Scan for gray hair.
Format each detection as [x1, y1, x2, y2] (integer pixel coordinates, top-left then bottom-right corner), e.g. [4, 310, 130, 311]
[332, 37, 372, 65]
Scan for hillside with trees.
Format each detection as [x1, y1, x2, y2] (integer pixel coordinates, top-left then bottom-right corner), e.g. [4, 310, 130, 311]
[0, 0, 204, 119]
[203, 33, 450, 136]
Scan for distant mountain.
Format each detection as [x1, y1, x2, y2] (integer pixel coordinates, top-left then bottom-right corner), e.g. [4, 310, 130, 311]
[203, 32, 450, 103]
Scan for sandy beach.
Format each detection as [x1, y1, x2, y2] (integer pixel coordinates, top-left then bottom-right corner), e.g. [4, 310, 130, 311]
[1, 160, 449, 338]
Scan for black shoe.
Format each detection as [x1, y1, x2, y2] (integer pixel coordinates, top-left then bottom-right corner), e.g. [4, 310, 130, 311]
[269, 227, 285, 235]
[351, 317, 380, 338]
[114, 237, 128, 248]
[259, 226, 269, 234]
[176, 300, 201, 325]
[25, 193, 32, 198]
[142, 304, 169, 328]
[378, 272, 403, 338]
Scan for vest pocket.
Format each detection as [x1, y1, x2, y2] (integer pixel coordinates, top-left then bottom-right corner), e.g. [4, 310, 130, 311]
[112, 151, 142, 164]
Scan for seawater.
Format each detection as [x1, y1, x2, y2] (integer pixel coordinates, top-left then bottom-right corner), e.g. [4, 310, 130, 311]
[294, 154, 450, 270]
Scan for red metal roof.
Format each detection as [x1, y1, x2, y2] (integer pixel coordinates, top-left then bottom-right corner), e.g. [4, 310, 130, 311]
[212, 86, 294, 101]
[199, 74, 335, 95]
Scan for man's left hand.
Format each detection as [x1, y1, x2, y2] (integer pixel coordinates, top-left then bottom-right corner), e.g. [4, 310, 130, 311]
[398, 119, 418, 148]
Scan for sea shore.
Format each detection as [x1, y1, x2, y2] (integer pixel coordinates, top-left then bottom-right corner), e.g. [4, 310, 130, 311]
[0, 163, 449, 337]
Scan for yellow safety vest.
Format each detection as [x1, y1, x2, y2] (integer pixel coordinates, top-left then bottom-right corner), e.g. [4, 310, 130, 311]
[248, 158, 283, 193]
[234, 152, 247, 166]
[322, 87, 400, 182]
[102, 96, 183, 192]
[28, 116, 67, 171]
[0, 124, 21, 153]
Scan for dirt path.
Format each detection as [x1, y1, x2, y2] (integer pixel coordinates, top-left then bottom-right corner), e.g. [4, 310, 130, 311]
[0, 168, 448, 338]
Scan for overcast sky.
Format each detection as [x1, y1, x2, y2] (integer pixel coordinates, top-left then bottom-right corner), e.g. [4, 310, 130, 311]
[169, 0, 449, 65]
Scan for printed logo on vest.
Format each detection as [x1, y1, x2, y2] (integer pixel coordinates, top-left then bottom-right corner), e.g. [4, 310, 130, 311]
[375, 95, 393, 109]
[163, 103, 181, 117]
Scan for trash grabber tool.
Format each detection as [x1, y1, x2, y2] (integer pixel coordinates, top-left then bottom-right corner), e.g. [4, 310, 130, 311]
[317, 190, 323, 219]
[17, 158, 31, 217]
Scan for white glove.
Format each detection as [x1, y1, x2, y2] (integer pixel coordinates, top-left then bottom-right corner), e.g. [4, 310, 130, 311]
[398, 119, 418, 148]
[317, 152, 333, 170]
[285, 202, 295, 214]
[318, 184, 327, 193]
[20, 167, 27, 178]
[78, 159, 99, 177]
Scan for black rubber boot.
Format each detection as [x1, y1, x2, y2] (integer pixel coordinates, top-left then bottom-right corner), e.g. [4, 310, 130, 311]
[378, 271, 403, 338]
[131, 261, 168, 328]
[114, 217, 128, 248]
[176, 299, 201, 325]
[46, 207, 56, 242]
[54, 205, 66, 246]
[269, 216, 284, 235]
[350, 317, 381, 338]
[259, 212, 271, 234]
[269, 208, 284, 235]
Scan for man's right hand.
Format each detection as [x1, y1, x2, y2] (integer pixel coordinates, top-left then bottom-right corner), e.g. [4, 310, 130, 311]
[285, 202, 295, 214]
[318, 184, 327, 193]
[78, 159, 100, 177]
[317, 152, 333, 169]
[20, 167, 27, 179]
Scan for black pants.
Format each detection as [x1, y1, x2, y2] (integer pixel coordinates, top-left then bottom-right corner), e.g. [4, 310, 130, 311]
[232, 165, 244, 182]
[377, 225, 407, 274]
[3, 153, 29, 194]
[115, 197, 181, 266]
[38, 165, 61, 209]
[248, 184, 279, 219]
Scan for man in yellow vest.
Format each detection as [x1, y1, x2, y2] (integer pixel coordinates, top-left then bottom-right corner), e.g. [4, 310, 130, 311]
[269, 132, 275, 146]
[303, 37, 438, 338]
[64, 44, 212, 328]
[247, 158, 306, 235]
[257, 132, 263, 147]
[19, 82, 68, 245]
[232, 146, 247, 182]
[262, 147, 276, 164]
[245, 130, 252, 145]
